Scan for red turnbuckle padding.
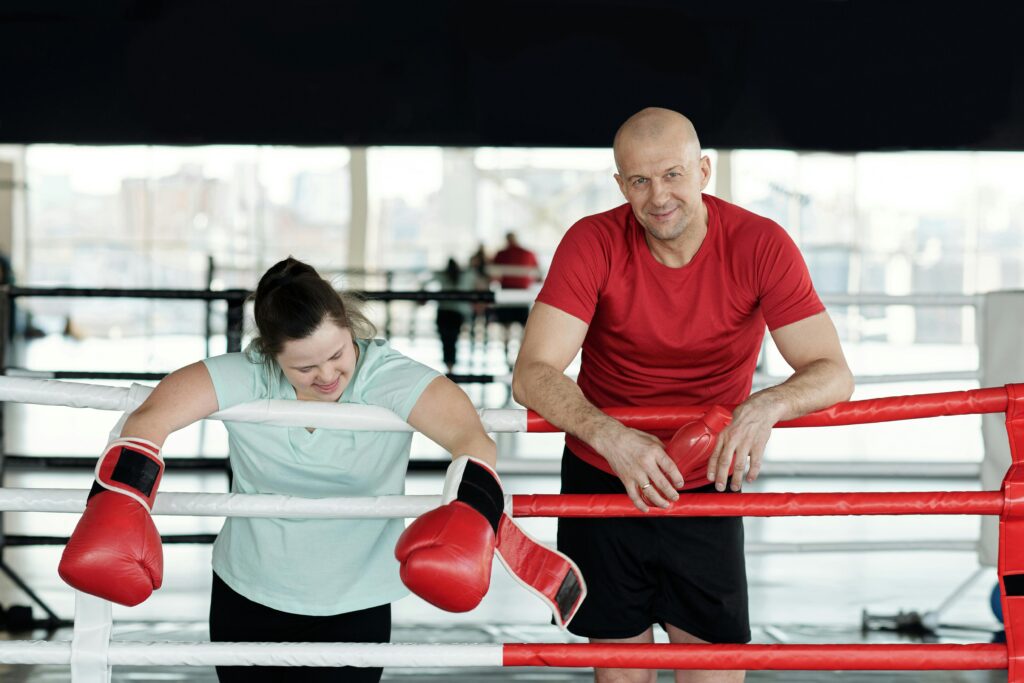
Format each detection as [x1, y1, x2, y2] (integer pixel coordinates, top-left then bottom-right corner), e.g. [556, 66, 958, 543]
[999, 383, 1024, 682]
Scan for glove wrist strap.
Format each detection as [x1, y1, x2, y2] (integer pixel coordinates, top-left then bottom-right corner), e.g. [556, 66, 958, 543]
[456, 459, 503, 534]
[495, 514, 587, 629]
[93, 438, 164, 512]
[443, 456, 504, 534]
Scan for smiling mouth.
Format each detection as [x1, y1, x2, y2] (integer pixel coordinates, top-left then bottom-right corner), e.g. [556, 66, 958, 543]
[314, 378, 340, 393]
[650, 208, 677, 219]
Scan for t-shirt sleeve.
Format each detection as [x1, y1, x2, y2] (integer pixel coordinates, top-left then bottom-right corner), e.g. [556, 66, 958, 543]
[359, 342, 441, 420]
[202, 352, 266, 410]
[535, 220, 609, 325]
[755, 223, 826, 330]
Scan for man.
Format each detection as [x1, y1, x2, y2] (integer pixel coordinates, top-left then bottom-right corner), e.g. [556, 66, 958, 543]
[491, 232, 541, 362]
[511, 108, 853, 683]
[493, 231, 541, 293]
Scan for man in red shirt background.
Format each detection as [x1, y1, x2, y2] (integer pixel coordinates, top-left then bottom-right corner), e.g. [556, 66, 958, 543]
[491, 231, 541, 362]
[512, 108, 853, 683]
[493, 231, 540, 291]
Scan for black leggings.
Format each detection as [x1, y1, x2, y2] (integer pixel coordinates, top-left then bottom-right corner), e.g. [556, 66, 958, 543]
[209, 572, 391, 683]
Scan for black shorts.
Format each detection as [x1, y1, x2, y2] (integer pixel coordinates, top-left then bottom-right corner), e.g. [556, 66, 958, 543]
[209, 572, 391, 683]
[557, 447, 750, 643]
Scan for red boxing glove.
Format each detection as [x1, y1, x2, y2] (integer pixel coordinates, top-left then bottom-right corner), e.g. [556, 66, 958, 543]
[395, 457, 504, 612]
[666, 406, 733, 489]
[58, 438, 165, 606]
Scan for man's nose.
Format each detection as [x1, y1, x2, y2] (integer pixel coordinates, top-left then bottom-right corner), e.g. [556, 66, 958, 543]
[650, 178, 670, 205]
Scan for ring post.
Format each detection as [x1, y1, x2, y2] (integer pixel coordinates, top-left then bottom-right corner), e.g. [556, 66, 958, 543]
[999, 383, 1024, 681]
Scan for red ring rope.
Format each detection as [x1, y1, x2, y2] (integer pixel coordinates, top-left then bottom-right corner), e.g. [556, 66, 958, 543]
[525, 386, 1009, 432]
[501, 643, 1007, 670]
[512, 491, 1005, 518]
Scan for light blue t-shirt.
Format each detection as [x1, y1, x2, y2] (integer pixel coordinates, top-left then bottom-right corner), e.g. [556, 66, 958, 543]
[202, 338, 439, 615]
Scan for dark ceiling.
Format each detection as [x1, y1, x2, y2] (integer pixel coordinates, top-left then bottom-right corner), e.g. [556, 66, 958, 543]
[2, 1, 1022, 150]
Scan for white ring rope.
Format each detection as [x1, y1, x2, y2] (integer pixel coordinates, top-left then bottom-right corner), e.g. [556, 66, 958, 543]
[0, 641, 504, 667]
[0, 377, 132, 412]
[0, 377, 528, 432]
[743, 540, 977, 554]
[0, 488, 447, 518]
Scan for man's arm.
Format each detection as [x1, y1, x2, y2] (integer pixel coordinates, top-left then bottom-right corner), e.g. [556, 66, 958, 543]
[707, 311, 854, 491]
[512, 302, 683, 511]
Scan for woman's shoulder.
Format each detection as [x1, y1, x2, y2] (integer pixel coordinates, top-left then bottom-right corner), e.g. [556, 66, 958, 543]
[203, 350, 253, 371]
[356, 337, 439, 380]
[356, 337, 405, 367]
[205, 348, 286, 400]
[349, 337, 440, 416]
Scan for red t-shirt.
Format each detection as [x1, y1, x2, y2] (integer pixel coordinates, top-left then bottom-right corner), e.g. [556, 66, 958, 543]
[536, 194, 824, 480]
[493, 245, 540, 289]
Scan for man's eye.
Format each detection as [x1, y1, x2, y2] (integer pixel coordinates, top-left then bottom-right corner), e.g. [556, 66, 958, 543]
[632, 178, 646, 186]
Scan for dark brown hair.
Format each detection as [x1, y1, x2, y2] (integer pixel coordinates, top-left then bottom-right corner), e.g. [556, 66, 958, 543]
[247, 257, 376, 363]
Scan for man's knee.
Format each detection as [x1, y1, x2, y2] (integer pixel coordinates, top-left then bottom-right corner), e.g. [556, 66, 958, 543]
[594, 667, 657, 683]
[591, 629, 657, 683]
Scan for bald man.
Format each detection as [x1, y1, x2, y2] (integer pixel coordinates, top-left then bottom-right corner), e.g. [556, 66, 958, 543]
[512, 108, 853, 683]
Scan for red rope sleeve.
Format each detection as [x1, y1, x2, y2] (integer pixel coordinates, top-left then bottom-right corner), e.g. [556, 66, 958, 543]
[511, 491, 1004, 518]
[501, 643, 1006, 670]
[524, 386, 1011, 432]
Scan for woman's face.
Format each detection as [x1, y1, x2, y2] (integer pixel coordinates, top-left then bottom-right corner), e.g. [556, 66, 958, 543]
[276, 320, 358, 402]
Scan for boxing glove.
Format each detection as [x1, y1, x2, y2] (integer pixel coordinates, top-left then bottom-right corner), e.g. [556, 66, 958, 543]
[395, 456, 504, 612]
[666, 406, 733, 488]
[58, 438, 165, 606]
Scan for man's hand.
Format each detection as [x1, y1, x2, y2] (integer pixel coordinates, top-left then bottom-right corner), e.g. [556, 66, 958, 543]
[706, 393, 785, 492]
[594, 423, 684, 512]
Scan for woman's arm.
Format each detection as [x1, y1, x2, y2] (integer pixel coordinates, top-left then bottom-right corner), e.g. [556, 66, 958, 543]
[122, 361, 220, 446]
[406, 376, 496, 468]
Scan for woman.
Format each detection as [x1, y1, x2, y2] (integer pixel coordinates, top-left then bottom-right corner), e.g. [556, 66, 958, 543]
[59, 256, 496, 682]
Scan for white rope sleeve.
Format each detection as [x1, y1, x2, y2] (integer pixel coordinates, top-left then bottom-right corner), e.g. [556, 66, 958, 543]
[0, 488, 465, 518]
[0, 377, 132, 411]
[480, 408, 528, 433]
[0, 641, 505, 667]
[0, 377, 531, 432]
[0, 641, 72, 665]
[212, 399, 416, 431]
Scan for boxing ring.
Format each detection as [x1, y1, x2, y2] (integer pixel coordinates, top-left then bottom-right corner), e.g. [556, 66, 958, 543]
[0, 376, 1021, 680]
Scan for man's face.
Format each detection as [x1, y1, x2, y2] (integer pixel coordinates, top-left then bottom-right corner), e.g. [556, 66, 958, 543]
[614, 136, 711, 244]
